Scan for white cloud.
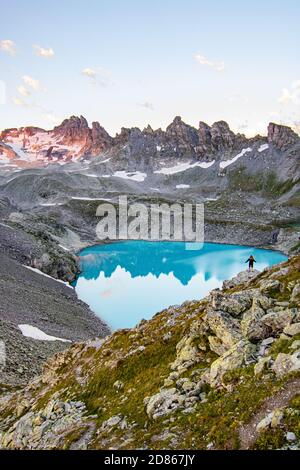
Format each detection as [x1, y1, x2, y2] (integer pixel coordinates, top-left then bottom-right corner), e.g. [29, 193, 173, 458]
[22, 75, 45, 92]
[33, 45, 55, 58]
[194, 53, 225, 72]
[12, 96, 29, 107]
[0, 39, 16, 55]
[82, 67, 112, 87]
[42, 113, 61, 125]
[278, 88, 294, 104]
[17, 85, 30, 97]
[82, 67, 97, 79]
[13, 76, 45, 107]
[138, 101, 154, 110]
[278, 80, 300, 105]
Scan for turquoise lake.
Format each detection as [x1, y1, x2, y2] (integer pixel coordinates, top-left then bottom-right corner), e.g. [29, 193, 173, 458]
[74, 241, 287, 330]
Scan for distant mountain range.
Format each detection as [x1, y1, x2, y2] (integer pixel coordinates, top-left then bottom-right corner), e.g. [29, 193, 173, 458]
[0, 115, 299, 170]
[0, 114, 299, 268]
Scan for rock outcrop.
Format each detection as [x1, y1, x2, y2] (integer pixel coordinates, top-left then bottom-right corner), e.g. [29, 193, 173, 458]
[268, 122, 299, 151]
[53, 116, 113, 156]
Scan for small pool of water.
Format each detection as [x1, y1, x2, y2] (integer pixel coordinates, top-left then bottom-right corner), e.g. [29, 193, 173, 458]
[74, 241, 287, 330]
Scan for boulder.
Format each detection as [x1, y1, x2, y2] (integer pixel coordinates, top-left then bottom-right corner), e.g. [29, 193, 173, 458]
[170, 335, 199, 371]
[241, 300, 270, 342]
[283, 323, 300, 337]
[256, 408, 284, 432]
[222, 270, 260, 290]
[259, 279, 281, 295]
[261, 309, 294, 335]
[205, 309, 243, 349]
[291, 283, 300, 301]
[208, 336, 228, 356]
[257, 295, 276, 311]
[145, 388, 184, 420]
[286, 432, 296, 442]
[101, 414, 122, 430]
[254, 356, 272, 375]
[290, 340, 300, 350]
[211, 291, 254, 317]
[272, 350, 300, 378]
[258, 337, 275, 356]
[209, 340, 256, 387]
[269, 267, 290, 279]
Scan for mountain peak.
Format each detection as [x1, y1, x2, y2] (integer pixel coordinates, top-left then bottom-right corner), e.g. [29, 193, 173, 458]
[173, 115, 183, 123]
[54, 115, 89, 132]
[267, 122, 299, 150]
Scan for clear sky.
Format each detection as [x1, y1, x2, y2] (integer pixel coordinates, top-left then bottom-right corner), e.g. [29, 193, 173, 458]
[0, 0, 299, 136]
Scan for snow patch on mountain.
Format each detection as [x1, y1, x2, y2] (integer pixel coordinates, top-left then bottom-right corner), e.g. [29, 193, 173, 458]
[219, 148, 252, 169]
[5, 142, 29, 161]
[18, 324, 71, 342]
[23, 265, 73, 288]
[154, 160, 215, 175]
[258, 144, 269, 153]
[71, 196, 111, 201]
[113, 171, 147, 182]
[39, 202, 64, 207]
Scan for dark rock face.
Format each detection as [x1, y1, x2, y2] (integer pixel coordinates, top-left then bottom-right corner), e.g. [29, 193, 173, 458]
[196, 120, 246, 158]
[90, 121, 113, 154]
[110, 117, 253, 163]
[267, 122, 299, 151]
[53, 115, 90, 144]
[111, 116, 250, 163]
[166, 116, 199, 147]
[54, 115, 113, 156]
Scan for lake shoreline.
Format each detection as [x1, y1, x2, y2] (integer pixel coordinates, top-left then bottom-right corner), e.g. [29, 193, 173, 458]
[74, 240, 287, 330]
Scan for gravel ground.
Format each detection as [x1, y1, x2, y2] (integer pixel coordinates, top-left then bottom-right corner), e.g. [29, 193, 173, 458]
[0, 247, 110, 387]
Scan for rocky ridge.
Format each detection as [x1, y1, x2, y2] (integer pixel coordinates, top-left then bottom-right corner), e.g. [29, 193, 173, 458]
[0, 116, 112, 166]
[0, 116, 299, 169]
[1, 255, 299, 450]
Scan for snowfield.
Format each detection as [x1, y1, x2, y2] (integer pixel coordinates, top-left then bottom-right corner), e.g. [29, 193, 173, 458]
[23, 265, 73, 288]
[219, 148, 252, 169]
[18, 324, 71, 342]
[40, 202, 64, 207]
[5, 142, 29, 161]
[154, 160, 215, 175]
[71, 196, 111, 201]
[113, 171, 147, 182]
[258, 144, 269, 153]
